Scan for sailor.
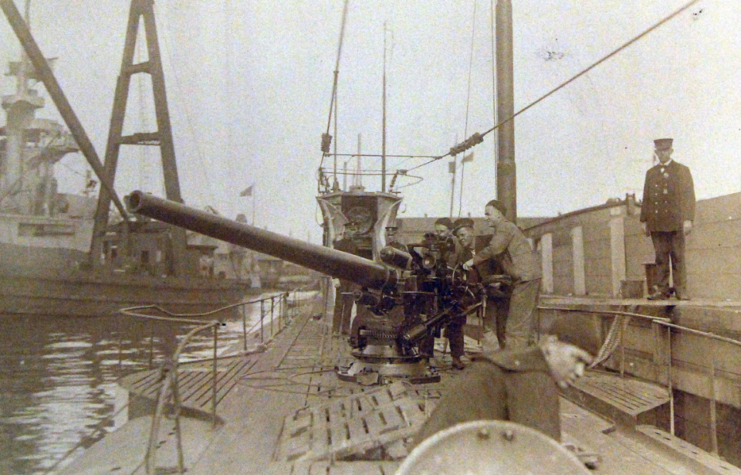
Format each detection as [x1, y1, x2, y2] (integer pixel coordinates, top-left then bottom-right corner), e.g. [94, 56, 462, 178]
[453, 217, 507, 351]
[464, 200, 541, 350]
[412, 337, 593, 446]
[453, 217, 503, 280]
[640, 138, 695, 300]
[385, 224, 409, 253]
[426, 217, 466, 368]
[452, 217, 476, 262]
[332, 227, 359, 335]
[433, 217, 464, 268]
[434, 217, 454, 238]
[432, 217, 481, 369]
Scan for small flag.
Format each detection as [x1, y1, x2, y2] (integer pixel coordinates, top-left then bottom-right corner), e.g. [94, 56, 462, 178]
[462, 152, 474, 163]
[240, 184, 254, 197]
[448, 161, 456, 174]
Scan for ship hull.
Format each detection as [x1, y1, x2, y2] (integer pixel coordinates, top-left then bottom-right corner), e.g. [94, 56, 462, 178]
[0, 213, 255, 316]
[0, 271, 252, 317]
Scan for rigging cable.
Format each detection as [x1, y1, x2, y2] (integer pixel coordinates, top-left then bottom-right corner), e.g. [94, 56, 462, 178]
[458, 0, 478, 217]
[405, 0, 703, 173]
[136, 35, 150, 192]
[319, 0, 350, 177]
[158, 3, 215, 204]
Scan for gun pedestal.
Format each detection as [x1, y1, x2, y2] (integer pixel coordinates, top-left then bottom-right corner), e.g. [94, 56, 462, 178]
[337, 350, 440, 385]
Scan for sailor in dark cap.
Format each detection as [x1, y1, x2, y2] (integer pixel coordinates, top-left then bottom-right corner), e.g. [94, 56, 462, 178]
[465, 199, 541, 349]
[431, 216, 463, 267]
[453, 217, 509, 351]
[422, 217, 465, 366]
[384, 224, 408, 253]
[434, 217, 454, 237]
[452, 217, 476, 260]
[640, 138, 695, 300]
[427, 217, 477, 370]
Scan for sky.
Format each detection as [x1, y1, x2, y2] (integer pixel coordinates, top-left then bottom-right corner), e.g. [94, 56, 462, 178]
[1, 0, 739, 243]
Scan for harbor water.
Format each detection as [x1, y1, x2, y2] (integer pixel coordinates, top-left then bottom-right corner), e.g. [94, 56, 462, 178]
[0, 293, 295, 475]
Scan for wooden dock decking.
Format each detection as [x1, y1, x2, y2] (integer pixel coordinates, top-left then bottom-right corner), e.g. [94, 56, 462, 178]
[61, 293, 741, 475]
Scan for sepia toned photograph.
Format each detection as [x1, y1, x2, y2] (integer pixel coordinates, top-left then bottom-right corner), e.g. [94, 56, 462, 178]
[0, 1, 739, 473]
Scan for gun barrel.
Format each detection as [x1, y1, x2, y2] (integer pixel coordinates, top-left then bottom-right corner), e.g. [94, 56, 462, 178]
[128, 191, 396, 290]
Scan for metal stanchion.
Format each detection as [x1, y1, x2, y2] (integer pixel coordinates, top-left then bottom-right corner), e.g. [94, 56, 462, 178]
[242, 302, 247, 352]
[148, 320, 155, 370]
[666, 326, 675, 436]
[619, 318, 626, 379]
[710, 358, 719, 457]
[213, 325, 218, 426]
[260, 300, 265, 343]
[279, 295, 284, 332]
[270, 296, 275, 337]
[117, 313, 124, 379]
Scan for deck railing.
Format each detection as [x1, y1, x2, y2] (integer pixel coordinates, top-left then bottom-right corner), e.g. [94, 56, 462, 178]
[42, 285, 317, 475]
[115, 286, 317, 475]
[538, 305, 741, 458]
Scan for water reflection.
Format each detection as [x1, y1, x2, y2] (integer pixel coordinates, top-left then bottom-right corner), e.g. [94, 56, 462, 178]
[0, 295, 285, 475]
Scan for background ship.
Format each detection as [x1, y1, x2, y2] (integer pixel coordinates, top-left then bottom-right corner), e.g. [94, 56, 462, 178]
[0, 1, 255, 316]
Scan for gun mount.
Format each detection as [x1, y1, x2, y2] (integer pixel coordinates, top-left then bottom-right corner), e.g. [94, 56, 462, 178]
[128, 191, 504, 384]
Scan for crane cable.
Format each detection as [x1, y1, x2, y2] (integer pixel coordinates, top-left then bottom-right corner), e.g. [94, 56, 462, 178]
[405, 0, 703, 173]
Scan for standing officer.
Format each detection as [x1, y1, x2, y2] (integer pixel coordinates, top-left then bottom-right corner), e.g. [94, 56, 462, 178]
[640, 138, 695, 300]
[464, 200, 541, 350]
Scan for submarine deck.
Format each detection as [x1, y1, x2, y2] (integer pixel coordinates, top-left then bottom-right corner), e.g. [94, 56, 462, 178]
[60, 293, 741, 475]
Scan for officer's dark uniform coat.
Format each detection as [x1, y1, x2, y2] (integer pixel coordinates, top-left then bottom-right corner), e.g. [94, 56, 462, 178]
[640, 160, 695, 232]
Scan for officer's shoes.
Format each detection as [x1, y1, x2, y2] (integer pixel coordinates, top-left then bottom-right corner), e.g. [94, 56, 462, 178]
[647, 291, 668, 300]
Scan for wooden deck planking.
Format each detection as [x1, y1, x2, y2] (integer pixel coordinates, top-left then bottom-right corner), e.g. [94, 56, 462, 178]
[118, 353, 261, 415]
[72, 291, 741, 475]
[189, 357, 256, 406]
[571, 371, 670, 416]
[275, 381, 430, 463]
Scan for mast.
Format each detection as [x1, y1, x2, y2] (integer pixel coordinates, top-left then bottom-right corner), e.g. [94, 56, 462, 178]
[449, 140, 456, 217]
[495, 0, 516, 221]
[0, 2, 39, 213]
[0, 0, 88, 216]
[1, 0, 127, 218]
[381, 22, 387, 193]
[355, 133, 362, 188]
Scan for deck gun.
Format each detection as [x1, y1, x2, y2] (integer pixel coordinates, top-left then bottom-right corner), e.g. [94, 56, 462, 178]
[127, 191, 508, 383]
